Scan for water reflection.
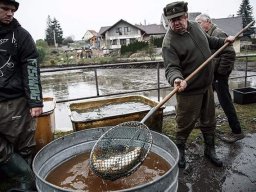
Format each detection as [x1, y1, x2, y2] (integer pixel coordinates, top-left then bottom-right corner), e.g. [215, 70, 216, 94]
[41, 69, 256, 131]
[42, 70, 99, 100]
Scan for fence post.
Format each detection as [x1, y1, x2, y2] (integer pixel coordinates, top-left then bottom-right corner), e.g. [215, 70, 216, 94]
[245, 56, 248, 87]
[94, 68, 100, 96]
[157, 62, 160, 102]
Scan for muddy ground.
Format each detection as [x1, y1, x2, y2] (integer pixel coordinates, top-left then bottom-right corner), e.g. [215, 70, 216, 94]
[162, 102, 256, 192]
[177, 132, 256, 192]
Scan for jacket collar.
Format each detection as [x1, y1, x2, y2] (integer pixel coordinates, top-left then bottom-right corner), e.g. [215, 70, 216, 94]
[207, 24, 217, 36]
[0, 18, 20, 35]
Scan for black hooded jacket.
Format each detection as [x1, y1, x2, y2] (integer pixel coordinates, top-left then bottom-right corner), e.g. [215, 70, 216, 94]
[0, 18, 43, 108]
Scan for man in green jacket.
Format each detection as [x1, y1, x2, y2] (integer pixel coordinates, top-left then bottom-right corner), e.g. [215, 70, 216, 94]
[162, 1, 235, 168]
[195, 13, 245, 143]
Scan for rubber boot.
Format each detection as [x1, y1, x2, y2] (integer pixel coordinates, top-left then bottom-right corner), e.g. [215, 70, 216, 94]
[176, 144, 186, 168]
[0, 153, 36, 191]
[203, 133, 223, 167]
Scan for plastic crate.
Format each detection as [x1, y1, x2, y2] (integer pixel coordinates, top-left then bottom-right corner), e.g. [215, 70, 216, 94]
[233, 87, 256, 104]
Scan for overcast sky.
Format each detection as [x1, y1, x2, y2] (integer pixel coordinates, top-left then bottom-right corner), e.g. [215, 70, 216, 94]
[15, 0, 256, 41]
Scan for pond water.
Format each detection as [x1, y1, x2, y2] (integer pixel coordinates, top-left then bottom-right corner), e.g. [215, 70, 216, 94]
[41, 68, 256, 131]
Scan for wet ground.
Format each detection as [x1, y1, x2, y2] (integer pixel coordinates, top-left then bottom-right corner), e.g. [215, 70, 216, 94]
[177, 132, 256, 192]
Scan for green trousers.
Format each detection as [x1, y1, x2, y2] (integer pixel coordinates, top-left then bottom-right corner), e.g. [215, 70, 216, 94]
[175, 86, 216, 144]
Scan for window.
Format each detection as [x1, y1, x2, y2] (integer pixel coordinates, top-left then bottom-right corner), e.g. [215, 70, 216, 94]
[116, 27, 122, 35]
[112, 39, 117, 45]
[120, 39, 126, 45]
[124, 27, 130, 35]
[130, 38, 136, 44]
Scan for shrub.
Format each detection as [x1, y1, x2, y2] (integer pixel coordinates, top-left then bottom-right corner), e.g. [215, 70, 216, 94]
[36, 39, 48, 48]
[152, 37, 164, 48]
[50, 60, 55, 65]
[37, 46, 46, 64]
[251, 38, 256, 44]
[120, 41, 148, 55]
[51, 49, 58, 54]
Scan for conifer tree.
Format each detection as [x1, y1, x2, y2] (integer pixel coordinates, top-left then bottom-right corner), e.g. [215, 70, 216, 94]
[45, 15, 64, 46]
[237, 0, 255, 37]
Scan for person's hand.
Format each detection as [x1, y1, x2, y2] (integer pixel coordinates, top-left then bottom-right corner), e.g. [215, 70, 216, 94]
[225, 36, 235, 44]
[174, 78, 187, 92]
[30, 107, 43, 117]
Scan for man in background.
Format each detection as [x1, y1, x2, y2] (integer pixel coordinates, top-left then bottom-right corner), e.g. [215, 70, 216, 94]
[195, 13, 245, 143]
[0, 0, 43, 191]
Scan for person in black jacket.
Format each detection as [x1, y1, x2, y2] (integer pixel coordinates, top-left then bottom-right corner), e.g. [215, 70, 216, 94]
[195, 13, 245, 143]
[0, 0, 43, 191]
[162, 1, 235, 169]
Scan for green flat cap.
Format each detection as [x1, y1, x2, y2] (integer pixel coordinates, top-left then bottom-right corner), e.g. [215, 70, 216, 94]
[164, 1, 188, 20]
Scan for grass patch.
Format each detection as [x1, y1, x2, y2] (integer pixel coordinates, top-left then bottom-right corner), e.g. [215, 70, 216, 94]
[162, 103, 256, 144]
[54, 130, 74, 139]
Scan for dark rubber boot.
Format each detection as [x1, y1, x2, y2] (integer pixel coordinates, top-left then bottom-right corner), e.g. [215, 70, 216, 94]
[203, 133, 223, 167]
[0, 153, 36, 191]
[177, 144, 186, 168]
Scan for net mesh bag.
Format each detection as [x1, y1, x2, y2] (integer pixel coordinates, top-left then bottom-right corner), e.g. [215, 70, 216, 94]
[90, 121, 152, 180]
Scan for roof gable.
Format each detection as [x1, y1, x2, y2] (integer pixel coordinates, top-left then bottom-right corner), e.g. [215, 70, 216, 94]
[135, 24, 166, 35]
[99, 19, 145, 35]
[88, 30, 98, 36]
[82, 30, 99, 40]
[99, 26, 111, 35]
[212, 16, 243, 36]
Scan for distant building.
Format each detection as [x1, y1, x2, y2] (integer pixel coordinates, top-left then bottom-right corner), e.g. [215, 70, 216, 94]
[98, 19, 166, 49]
[82, 30, 99, 49]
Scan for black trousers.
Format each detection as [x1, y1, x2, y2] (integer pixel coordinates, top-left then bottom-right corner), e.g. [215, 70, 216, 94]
[213, 74, 242, 134]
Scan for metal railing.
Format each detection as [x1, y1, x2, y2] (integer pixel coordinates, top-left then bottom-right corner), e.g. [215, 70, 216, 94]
[40, 54, 256, 104]
[231, 54, 256, 87]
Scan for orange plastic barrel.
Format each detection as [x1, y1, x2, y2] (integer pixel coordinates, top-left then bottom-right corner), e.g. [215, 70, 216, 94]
[35, 97, 56, 152]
